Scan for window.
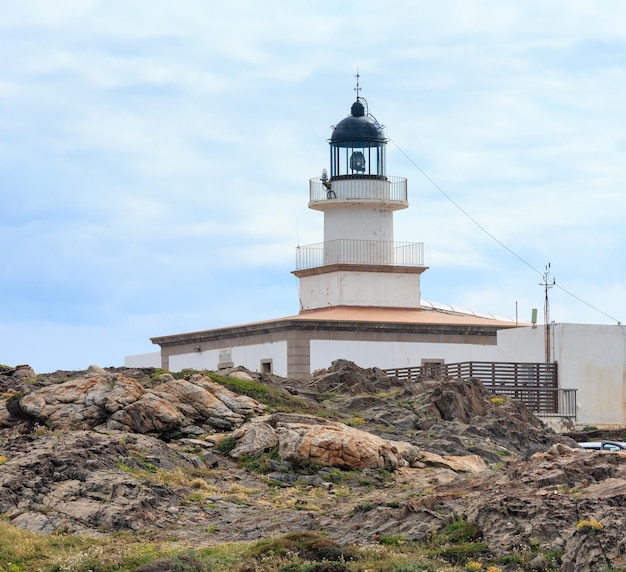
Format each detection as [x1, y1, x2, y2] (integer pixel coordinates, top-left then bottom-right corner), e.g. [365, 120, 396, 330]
[260, 359, 272, 374]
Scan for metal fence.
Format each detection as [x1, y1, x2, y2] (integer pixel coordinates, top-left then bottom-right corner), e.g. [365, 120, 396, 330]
[309, 175, 408, 203]
[384, 361, 577, 419]
[487, 386, 577, 419]
[295, 239, 424, 271]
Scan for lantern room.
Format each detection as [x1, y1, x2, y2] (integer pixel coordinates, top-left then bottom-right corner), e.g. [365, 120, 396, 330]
[329, 99, 387, 179]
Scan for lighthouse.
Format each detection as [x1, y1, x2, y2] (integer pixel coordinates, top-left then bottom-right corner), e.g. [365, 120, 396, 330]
[145, 85, 518, 379]
[293, 89, 427, 310]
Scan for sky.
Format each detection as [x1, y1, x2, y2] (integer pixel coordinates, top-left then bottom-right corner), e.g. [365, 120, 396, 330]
[1, 1, 625, 373]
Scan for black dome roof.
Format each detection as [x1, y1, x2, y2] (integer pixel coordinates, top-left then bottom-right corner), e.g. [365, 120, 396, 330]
[330, 100, 386, 146]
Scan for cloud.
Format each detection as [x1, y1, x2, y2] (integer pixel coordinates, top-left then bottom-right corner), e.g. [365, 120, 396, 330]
[1, 1, 625, 372]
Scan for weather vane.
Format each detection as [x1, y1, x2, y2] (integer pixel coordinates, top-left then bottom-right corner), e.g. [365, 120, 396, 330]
[354, 68, 361, 99]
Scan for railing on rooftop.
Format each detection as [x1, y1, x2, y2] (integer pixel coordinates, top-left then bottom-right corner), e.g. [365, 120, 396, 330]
[384, 361, 577, 419]
[295, 239, 424, 271]
[309, 175, 408, 203]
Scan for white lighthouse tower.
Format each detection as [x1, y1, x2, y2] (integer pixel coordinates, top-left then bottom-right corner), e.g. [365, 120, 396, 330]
[144, 84, 519, 380]
[293, 88, 427, 310]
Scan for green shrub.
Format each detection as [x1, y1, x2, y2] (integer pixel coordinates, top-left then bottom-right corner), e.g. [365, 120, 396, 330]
[379, 534, 408, 546]
[443, 516, 482, 543]
[215, 436, 237, 455]
[237, 447, 279, 473]
[353, 501, 375, 513]
[246, 531, 355, 563]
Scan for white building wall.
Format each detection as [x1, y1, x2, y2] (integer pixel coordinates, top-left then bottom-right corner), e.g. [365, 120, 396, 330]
[169, 341, 288, 376]
[554, 324, 626, 426]
[497, 327, 544, 362]
[310, 339, 498, 372]
[498, 324, 626, 426]
[124, 351, 162, 368]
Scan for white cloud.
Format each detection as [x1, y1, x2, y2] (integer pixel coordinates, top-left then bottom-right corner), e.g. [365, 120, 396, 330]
[1, 0, 625, 372]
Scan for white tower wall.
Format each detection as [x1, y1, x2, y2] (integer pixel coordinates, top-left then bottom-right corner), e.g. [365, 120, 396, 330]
[324, 207, 394, 243]
[298, 269, 421, 310]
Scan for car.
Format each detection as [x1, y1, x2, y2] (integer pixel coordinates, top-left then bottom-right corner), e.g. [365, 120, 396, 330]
[579, 440, 626, 451]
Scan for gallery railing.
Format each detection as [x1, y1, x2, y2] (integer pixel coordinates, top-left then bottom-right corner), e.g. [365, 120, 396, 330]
[295, 239, 424, 271]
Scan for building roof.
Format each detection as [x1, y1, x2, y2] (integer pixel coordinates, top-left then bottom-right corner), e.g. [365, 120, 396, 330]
[294, 305, 518, 326]
[151, 304, 521, 346]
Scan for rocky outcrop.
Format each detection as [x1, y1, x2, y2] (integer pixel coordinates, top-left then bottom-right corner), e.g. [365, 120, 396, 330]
[0, 430, 187, 533]
[0, 364, 36, 394]
[306, 359, 409, 395]
[1, 367, 265, 436]
[1, 361, 619, 570]
[229, 413, 485, 473]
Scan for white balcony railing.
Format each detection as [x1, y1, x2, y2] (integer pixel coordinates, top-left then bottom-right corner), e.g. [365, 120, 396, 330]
[295, 239, 424, 270]
[309, 176, 407, 203]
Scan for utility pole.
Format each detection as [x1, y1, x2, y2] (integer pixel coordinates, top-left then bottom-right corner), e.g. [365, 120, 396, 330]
[540, 264, 555, 363]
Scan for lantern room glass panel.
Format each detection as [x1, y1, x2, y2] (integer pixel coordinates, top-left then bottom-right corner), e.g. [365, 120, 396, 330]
[329, 141, 386, 179]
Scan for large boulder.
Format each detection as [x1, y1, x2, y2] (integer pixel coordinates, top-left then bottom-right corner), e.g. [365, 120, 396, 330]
[276, 420, 414, 470]
[228, 413, 484, 473]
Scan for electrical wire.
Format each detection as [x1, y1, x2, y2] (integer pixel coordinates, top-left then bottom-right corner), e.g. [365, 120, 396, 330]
[388, 136, 622, 325]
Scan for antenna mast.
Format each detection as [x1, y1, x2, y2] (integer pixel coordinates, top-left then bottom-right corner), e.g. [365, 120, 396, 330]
[540, 263, 555, 363]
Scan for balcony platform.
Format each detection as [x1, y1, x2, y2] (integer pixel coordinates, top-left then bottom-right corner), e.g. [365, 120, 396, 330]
[308, 175, 408, 211]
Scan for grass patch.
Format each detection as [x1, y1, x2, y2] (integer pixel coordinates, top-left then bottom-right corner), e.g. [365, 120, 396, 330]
[427, 542, 491, 564]
[0, 519, 543, 571]
[0, 521, 175, 572]
[205, 371, 317, 413]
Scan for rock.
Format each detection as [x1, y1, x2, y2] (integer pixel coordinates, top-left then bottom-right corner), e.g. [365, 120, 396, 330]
[110, 391, 185, 433]
[13, 365, 36, 379]
[0, 364, 37, 394]
[86, 365, 107, 376]
[307, 359, 407, 395]
[419, 451, 487, 473]
[229, 371, 254, 381]
[0, 431, 190, 534]
[187, 374, 263, 419]
[0, 404, 13, 427]
[10, 511, 55, 533]
[527, 552, 545, 570]
[427, 377, 491, 421]
[276, 420, 416, 470]
[231, 419, 279, 458]
[4, 372, 265, 436]
[227, 413, 423, 470]
[336, 396, 417, 431]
